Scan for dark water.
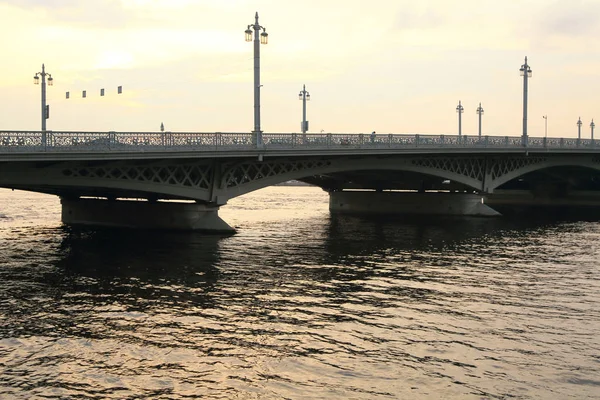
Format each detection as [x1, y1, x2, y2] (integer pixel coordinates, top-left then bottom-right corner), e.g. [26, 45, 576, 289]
[1, 187, 599, 399]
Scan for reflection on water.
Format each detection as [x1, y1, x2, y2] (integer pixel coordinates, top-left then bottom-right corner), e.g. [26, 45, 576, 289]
[1, 188, 600, 399]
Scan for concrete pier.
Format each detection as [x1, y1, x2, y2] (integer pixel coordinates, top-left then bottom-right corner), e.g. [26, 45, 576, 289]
[329, 191, 500, 217]
[61, 198, 235, 232]
[484, 190, 600, 218]
[485, 189, 600, 206]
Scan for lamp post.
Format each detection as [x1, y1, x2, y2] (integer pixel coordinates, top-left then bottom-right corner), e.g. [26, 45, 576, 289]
[592, 119, 596, 141]
[577, 117, 582, 140]
[456, 100, 464, 138]
[543, 115, 547, 138]
[245, 12, 268, 146]
[33, 63, 53, 132]
[298, 84, 310, 135]
[519, 57, 532, 146]
[476, 102, 484, 137]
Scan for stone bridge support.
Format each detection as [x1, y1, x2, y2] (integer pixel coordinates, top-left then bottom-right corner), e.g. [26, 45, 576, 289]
[61, 198, 234, 232]
[329, 191, 500, 216]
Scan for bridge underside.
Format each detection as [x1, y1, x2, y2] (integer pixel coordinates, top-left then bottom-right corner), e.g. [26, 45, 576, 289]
[3, 153, 600, 230]
[483, 166, 600, 218]
[301, 170, 473, 192]
[307, 165, 600, 218]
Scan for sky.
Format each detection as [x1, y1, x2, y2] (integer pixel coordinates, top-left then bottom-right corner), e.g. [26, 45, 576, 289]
[1, 0, 599, 138]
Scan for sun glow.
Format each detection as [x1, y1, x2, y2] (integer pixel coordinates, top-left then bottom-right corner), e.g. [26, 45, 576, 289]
[94, 51, 135, 69]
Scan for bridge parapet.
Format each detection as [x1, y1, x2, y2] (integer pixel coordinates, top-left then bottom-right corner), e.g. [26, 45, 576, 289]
[0, 131, 597, 154]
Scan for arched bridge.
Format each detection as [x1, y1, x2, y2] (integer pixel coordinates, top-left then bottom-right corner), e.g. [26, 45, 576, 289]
[2, 130, 600, 231]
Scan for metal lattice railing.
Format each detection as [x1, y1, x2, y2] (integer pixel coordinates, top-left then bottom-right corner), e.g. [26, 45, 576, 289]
[0, 131, 597, 153]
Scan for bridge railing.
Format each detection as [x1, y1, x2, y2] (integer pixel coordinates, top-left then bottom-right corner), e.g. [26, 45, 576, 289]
[0, 130, 597, 153]
[0, 132, 44, 148]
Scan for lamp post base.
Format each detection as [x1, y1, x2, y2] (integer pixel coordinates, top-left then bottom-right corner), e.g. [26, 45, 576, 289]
[252, 130, 263, 147]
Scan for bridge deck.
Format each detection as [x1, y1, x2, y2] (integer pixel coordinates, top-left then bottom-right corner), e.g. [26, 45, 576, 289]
[1, 131, 598, 161]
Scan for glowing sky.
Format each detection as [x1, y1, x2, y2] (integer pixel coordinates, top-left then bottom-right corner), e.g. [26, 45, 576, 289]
[1, 0, 599, 137]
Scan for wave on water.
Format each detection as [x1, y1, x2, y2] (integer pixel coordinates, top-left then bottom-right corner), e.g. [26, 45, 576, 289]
[1, 187, 600, 399]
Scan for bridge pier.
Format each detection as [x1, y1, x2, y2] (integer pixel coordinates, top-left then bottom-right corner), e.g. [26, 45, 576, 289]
[61, 198, 234, 232]
[484, 190, 600, 218]
[329, 191, 500, 217]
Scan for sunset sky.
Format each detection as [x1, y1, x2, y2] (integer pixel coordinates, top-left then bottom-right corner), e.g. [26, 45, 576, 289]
[1, 0, 599, 137]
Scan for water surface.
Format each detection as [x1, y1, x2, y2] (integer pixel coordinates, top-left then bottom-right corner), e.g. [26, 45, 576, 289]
[1, 188, 599, 399]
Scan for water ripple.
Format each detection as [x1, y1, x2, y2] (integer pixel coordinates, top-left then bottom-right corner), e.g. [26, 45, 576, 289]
[1, 188, 600, 399]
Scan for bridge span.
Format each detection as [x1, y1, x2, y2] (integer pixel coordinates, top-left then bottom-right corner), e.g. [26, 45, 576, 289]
[2, 130, 600, 231]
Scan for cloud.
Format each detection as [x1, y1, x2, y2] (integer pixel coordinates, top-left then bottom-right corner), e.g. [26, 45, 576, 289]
[386, 1, 531, 52]
[538, 0, 600, 37]
[523, 1, 600, 52]
[3, 0, 80, 7]
[4, 0, 137, 28]
[394, 8, 445, 30]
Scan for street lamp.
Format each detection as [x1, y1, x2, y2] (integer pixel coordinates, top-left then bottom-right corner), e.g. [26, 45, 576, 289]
[519, 57, 532, 146]
[33, 63, 53, 132]
[298, 84, 310, 134]
[592, 119, 596, 141]
[476, 102, 484, 137]
[543, 115, 547, 138]
[577, 117, 582, 140]
[245, 12, 268, 146]
[456, 100, 464, 137]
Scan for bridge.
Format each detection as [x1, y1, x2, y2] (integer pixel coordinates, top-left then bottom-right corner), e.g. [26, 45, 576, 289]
[2, 130, 600, 231]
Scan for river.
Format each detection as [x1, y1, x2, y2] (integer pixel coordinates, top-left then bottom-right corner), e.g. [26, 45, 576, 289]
[1, 187, 599, 399]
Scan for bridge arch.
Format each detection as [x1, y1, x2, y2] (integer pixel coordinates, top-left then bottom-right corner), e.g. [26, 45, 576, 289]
[487, 156, 600, 190]
[218, 155, 485, 200]
[0, 160, 217, 203]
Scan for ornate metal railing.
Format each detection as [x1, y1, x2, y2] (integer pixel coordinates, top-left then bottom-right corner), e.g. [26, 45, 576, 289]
[0, 131, 597, 153]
